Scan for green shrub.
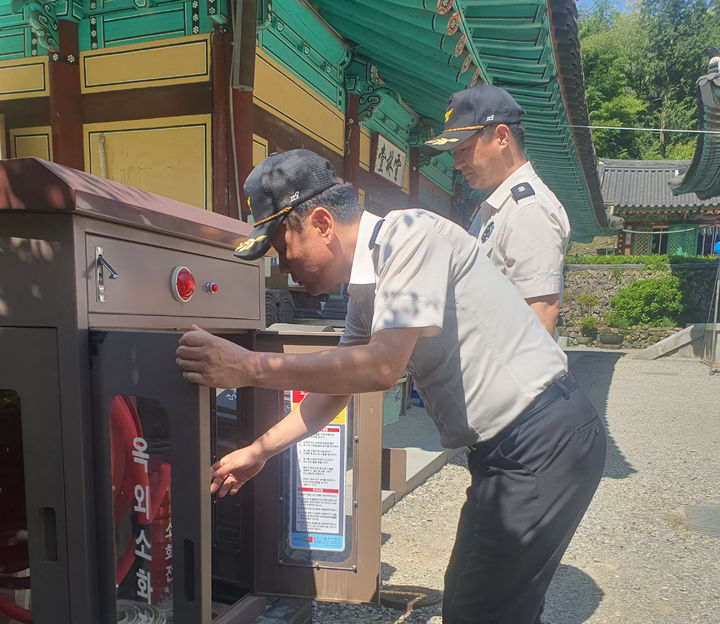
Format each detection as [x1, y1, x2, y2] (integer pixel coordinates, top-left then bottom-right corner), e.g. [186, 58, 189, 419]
[604, 311, 629, 329]
[580, 316, 598, 338]
[607, 275, 685, 327]
[668, 255, 718, 264]
[575, 294, 599, 308]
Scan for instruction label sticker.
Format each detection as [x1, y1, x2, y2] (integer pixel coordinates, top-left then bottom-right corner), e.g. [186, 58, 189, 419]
[288, 390, 346, 552]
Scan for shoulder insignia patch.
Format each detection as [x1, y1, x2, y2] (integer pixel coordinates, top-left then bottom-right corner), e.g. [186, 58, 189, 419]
[368, 218, 385, 249]
[511, 183, 535, 201]
[481, 220, 495, 243]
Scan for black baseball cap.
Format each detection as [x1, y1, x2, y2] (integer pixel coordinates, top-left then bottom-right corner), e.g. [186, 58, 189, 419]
[421, 85, 524, 155]
[234, 149, 339, 261]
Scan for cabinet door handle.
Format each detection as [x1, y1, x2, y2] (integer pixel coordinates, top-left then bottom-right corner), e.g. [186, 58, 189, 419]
[97, 253, 119, 279]
[95, 247, 119, 303]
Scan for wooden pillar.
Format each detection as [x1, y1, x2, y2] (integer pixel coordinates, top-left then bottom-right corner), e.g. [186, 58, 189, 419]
[212, 27, 238, 219]
[408, 146, 419, 206]
[231, 89, 254, 221]
[0, 113, 7, 159]
[344, 93, 360, 193]
[49, 20, 83, 170]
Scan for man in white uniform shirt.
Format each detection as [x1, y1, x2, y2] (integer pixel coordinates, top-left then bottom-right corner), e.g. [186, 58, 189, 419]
[176, 150, 605, 624]
[423, 86, 570, 336]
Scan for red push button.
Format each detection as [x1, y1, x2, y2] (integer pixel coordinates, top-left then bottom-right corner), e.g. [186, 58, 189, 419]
[206, 282, 219, 294]
[171, 266, 196, 302]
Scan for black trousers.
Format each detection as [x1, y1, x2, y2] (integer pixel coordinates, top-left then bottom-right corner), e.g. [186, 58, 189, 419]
[442, 373, 606, 624]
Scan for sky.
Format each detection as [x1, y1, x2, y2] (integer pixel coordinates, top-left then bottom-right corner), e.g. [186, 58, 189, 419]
[576, 0, 633, 13]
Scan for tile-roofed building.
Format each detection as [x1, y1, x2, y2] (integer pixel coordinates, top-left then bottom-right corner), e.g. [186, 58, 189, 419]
[598, 159, 720, 255]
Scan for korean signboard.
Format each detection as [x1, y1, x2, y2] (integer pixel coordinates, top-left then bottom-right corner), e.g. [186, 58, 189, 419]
[373, 134, 406, 188]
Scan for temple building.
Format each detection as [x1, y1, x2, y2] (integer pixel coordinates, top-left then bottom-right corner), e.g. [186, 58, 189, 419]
[0, 0, 616, 239]
[600, 159, 720, 256]
[603, 48, 720, 257]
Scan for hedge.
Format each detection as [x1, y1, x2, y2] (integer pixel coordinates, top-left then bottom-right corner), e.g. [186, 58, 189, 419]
[565, 254, 718, 267]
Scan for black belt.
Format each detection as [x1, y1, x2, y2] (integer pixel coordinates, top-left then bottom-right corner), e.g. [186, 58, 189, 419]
[467, 372, 577, 453]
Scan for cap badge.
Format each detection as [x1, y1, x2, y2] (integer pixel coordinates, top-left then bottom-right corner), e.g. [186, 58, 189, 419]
[235, 234, 267, 254]
[426, 137, 460, 146]
[445, 108, 454, 123]
[290, 191, 300, 202]
[481, 221, 494, 243]
[485, 114, 495, 122]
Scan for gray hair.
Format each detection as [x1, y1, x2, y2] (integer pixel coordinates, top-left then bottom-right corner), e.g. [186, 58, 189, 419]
[479, 122, 525, 150]
[286, 183, 362, 231]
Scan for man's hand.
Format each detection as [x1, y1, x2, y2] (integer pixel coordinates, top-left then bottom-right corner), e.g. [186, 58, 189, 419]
[176, 324, 256, 388]
[210, 445, 267, 497]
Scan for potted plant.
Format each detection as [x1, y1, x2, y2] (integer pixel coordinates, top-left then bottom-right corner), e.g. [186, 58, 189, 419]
[577, 316, 597, 345]
[598, 327, 623, 346]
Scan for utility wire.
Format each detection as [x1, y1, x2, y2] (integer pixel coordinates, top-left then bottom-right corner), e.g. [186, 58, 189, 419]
[620, 226, 700, 234]
[568, 124, 720, 135]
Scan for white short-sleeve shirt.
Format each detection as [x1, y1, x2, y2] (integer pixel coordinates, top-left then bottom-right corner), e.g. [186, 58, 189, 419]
[468, 162, 570, 300]
[340, 209, 568, 448]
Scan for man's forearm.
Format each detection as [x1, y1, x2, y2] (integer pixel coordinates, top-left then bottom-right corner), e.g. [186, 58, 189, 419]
[251, 347, 383, 394]
[177, 325, 420, 391]
[247, 327, 421, 394]
[253, 393, 351, 460]
[526, 294, 560, 335]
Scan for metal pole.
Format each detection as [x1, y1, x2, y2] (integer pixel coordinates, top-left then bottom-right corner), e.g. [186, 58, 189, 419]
[711, 263, 720, 374]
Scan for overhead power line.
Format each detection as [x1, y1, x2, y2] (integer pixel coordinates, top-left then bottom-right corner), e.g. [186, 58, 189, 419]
[568, 124, 720, 135]
[620, 226, 700, 234]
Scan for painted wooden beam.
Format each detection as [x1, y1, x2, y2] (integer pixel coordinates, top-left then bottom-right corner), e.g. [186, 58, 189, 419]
[232, 90, 254, 221]
[211, 27, 238, 219]
[408, 146, 419, 206]
[344, 93, 359, 192]
[82, 83, 211, 124]
[49, 20, 83, 170]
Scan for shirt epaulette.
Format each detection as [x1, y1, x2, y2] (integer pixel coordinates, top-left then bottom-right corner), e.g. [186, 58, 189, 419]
[368, 218, 385, 249]
[511, 183, 535, 201]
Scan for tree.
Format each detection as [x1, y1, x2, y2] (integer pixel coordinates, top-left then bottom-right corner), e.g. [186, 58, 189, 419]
[579, 0, 720, 159]
[579, 4, 648, 157]
[633, 0, 712, 156]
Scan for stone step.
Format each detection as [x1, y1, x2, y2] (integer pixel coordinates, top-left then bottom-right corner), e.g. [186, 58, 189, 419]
[635, 323, 719, 360]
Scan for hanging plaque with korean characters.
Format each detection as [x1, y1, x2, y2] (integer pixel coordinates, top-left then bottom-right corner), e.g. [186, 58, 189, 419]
[373, 134, 407, 188]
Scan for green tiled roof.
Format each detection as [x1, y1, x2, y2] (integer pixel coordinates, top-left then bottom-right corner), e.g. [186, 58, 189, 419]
[313, 0, 613, 241]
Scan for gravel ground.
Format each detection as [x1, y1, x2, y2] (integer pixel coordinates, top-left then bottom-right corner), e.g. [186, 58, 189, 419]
[312, 351, 720, 623]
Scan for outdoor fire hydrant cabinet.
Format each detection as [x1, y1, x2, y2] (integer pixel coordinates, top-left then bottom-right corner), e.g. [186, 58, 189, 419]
[0, 158, 383, 624]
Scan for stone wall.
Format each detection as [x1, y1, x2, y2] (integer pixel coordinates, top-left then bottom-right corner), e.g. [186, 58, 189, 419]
[559, 262, 719, 348]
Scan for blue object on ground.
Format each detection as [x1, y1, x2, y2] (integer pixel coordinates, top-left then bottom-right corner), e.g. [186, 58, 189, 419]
[409, 382, 424, 408]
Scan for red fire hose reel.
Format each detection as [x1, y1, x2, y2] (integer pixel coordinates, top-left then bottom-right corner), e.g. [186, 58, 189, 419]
[111, 396, 171, 588]
[0, 395, 170, 622]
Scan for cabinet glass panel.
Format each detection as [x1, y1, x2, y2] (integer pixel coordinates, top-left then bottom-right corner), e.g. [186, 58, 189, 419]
[212, 388, 250, 550]
[278, 392, 357, 569]
[211, 387, 253, 607]
[0, 390, 31, 622]
[111, 395, 173, 623]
